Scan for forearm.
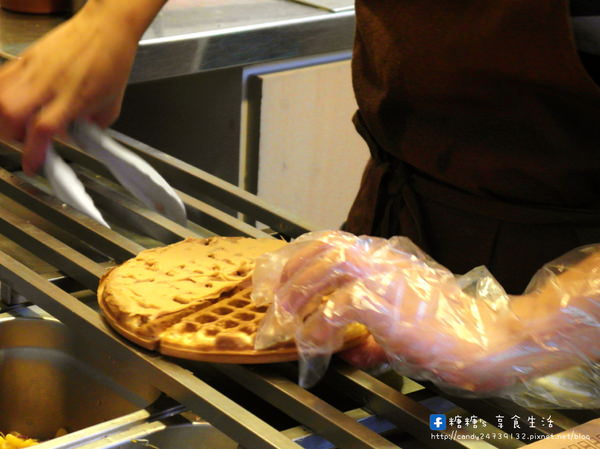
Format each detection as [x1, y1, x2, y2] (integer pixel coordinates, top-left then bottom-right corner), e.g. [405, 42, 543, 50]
[511, 247, 600, 322]
[456, 248, 600, 390]
[379, 247, 600, 391]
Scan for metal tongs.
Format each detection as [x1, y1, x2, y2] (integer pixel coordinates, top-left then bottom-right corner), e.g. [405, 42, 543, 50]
[43, 121, 187, 228]
[32, 404, 188, 449]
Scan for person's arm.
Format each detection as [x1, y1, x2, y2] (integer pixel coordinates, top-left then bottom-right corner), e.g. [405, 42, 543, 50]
[253, 231, 600, 392]
[511, 248, 600, 321]
[440, 248, 600, 391]
[0, 0, 167, 175]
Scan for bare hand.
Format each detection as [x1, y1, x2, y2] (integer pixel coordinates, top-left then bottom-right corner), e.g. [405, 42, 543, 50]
[0, 4, 141, 174]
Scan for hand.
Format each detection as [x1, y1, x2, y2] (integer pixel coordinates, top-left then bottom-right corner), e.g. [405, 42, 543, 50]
[0, 0, 164, 175]
[271, 233, 510, 388]
[253, 231, 600, 395]
[254, 231, 495, 382]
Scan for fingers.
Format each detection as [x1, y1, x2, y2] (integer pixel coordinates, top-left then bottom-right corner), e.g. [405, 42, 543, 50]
[0, 64, 51, 144]
[0, 58, 67, 175]
[339, 335, 388, 369]
[22, 97, 76, 175]
[276, 254, 358, 316]
[276, 238, 375, 317]
[279, 240, 332, 283]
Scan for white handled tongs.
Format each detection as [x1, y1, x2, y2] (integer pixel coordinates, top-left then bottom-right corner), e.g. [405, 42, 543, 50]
[43, 121, 187, 228]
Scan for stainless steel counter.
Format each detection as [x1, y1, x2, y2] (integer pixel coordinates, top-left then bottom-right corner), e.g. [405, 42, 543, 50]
[0, 0, 355, 83]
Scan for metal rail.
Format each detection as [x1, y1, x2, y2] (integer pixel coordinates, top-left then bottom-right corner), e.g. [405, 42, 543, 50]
[0, 167, 143, 262]
[321, 365, 488, 449]
[216, 364, 399, 449]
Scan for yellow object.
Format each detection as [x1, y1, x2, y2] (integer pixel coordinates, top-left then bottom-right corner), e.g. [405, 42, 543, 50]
[0, 433, 38, 448]
[54, 428, 68, 438]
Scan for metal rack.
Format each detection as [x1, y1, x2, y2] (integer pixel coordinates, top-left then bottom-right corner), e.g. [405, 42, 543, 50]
[0, 133, 596, 449]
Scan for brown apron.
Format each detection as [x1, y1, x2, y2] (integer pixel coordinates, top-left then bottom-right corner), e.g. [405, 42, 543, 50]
[344, 0, 600, 294]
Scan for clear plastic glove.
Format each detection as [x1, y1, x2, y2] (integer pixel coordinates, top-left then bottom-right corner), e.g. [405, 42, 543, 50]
[0, 0, 164, 175]
[252, 230, 600, 408]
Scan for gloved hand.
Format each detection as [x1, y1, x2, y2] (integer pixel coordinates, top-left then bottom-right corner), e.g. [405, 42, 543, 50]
[252, 230, 600, 407]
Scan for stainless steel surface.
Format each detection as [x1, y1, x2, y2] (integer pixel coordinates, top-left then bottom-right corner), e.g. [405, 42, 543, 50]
[75, 168, 273, 240]
[0, 184, 111, 271]
[107, 130, 316, 237]
[50, 131, 311, 237]
[132, 0, 355, 82]
[0, 133, 311, 448]
[0, 0, 355, 82]
[0, 166, 145, 262]
[74, 166, 204, 243]
[0, 314, 159, 441]
[0, 204, 105, 290]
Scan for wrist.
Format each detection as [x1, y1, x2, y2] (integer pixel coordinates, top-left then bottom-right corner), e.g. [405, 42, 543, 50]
[77, 0, 166, 41]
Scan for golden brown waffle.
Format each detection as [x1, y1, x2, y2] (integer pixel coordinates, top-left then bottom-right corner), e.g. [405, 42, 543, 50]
[98, 236, 370, 363]
[160, 287, 368, 363]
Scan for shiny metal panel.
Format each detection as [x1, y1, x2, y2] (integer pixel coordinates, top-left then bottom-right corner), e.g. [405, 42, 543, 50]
[39, 139, 275, 239]
[0, 315, 159, 440]
[114, 421, 238, 449]
[74, 164, 274, 239]
[49, 135, 298, 238]
[32, 410, 167, 449]
[179, 191, 275, 239]
[132, 8, 355, 82]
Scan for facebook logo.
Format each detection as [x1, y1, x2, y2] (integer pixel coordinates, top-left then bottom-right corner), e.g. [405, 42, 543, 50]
[430, 414, 447, 431]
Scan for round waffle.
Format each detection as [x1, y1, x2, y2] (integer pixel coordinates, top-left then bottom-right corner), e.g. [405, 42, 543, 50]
[98, 236, 369, 363]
